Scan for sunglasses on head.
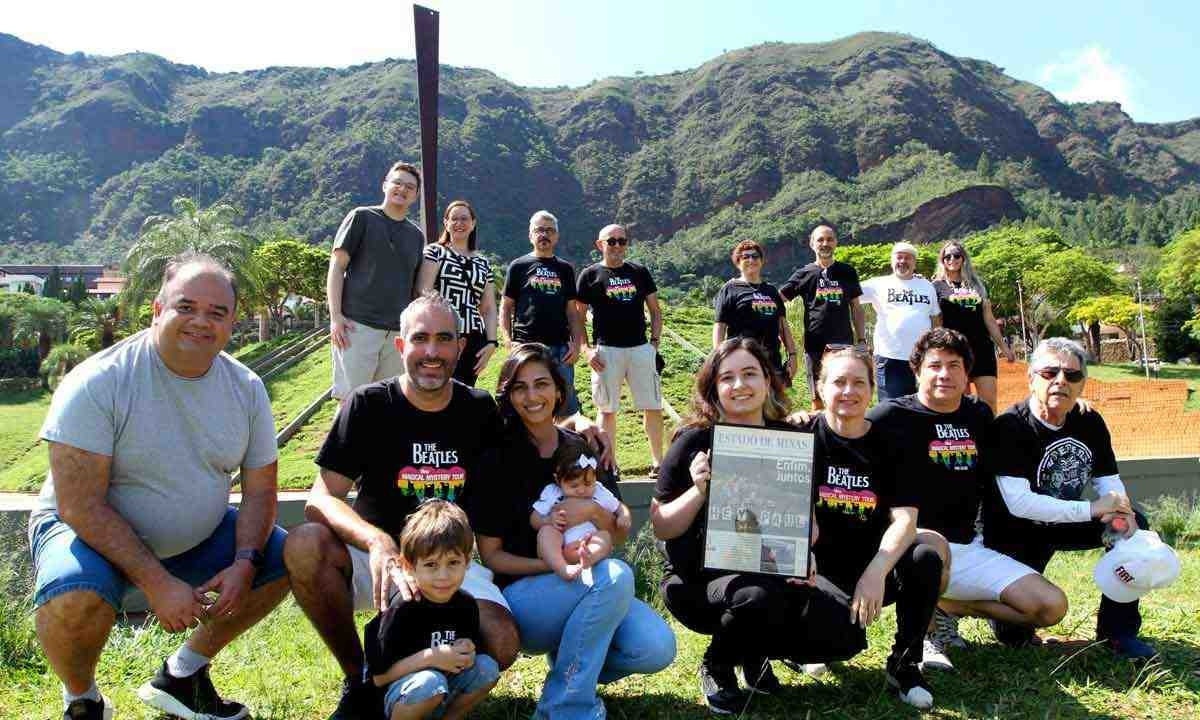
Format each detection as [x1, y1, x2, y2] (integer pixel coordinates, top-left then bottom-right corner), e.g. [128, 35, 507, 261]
[604, 236, 629, 246]
[1034, 366, 1085, 383]
[943, 252, 964, 261]
[739, 251, 762, 260]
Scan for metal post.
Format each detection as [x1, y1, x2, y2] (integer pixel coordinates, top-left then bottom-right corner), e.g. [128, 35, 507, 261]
[1136, 278, 1150, 378]
[1016, 280, 1029, 361]
[413, 5, 440, 245]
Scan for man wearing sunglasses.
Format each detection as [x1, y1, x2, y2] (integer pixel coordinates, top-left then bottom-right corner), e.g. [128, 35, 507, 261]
[779, 224, 866, 409]
[980, 338, 1155, 660]
[576, 224, 664, 474]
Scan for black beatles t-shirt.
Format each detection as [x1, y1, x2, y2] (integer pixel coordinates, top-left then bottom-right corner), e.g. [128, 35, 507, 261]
[364, 591, 481, 679]
[469, 427, 623, 589]
[654, 421, 794, 580]
[576, 262, 657, 348]
[779, 262, 862, 353]
[933, 280, 989, 351]
[983, 401, 1120, 542]
[503, 254, 577, 345]
[867, 395, 994, 545]
[316, 379, 501, 539]
[714, 280, 787, 363]
[797, 415, 918, 593]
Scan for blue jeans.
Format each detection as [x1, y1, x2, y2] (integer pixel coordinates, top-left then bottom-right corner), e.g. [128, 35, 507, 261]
[548, 343, 581, 417]
[503, 559, 676, 720]
[29, 507, 288, 610]
[382, 654, 500, 718]
[875, 355, 916, 403]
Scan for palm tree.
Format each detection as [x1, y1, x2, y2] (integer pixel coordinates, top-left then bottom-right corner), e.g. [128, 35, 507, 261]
[70, 297, 123, 350]
[15, 297, 69, 361]
[122, 197, 262, 310]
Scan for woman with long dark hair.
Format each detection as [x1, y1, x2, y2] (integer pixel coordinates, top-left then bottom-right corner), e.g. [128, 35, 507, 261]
[416, 200, 498, 386]
[651, 337, 865, 714]
[932, 240, 1014, 412]
[468, 343, 676, 719]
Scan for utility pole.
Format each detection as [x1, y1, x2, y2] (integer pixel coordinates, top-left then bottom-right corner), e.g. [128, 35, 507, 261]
[414, 5, 439, 245]
[1136, 277, 1150, 378]
[1016, 280, 1029, 361]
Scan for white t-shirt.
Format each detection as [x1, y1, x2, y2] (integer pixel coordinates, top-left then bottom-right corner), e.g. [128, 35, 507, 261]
[860, 274, 941, 360]
[532, 482, 621, 546]
[34, 330, 278, 558]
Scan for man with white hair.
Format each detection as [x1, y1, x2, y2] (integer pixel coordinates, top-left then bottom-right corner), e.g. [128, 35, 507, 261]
[980, 337, 1155, 660]
[859, 242, 941, 401]
[501, 210, 585, 416]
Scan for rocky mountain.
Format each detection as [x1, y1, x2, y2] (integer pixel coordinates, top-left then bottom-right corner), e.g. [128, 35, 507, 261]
[2, 30, 1198, 282]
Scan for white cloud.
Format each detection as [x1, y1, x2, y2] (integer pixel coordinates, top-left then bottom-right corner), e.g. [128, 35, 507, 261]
[1039, 45, 1138, 115]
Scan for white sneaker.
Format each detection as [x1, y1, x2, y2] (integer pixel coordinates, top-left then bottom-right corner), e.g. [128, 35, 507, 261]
[921, 636, 954, 672]
[779, 660, 831, 678]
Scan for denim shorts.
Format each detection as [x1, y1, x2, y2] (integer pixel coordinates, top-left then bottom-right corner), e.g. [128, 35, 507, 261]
[383, 654, 500, 718]
[29, 506, 288, 610]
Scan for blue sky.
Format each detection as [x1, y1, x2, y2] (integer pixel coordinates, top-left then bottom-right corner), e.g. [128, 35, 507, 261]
[6, 0, 1197, 123]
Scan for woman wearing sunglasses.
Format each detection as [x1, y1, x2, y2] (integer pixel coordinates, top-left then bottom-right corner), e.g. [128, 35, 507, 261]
[932, 241, 1014, 412]
[713, 239, 799, 384]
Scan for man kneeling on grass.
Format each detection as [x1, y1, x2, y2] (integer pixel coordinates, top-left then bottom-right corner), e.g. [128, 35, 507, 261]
[365, 500, 501, 720]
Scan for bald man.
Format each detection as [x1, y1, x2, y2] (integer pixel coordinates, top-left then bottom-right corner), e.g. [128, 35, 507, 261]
[576, 224, 664, 474]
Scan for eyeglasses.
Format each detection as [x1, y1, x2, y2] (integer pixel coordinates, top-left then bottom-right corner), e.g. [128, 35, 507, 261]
[1034, 366, 1085, 383]
[388, 180, 418, 191]
[604, 237, 630, 246]
[739, 252, 762, 260]
[532, 226, 557, 235]
[942, 252, 963, 261]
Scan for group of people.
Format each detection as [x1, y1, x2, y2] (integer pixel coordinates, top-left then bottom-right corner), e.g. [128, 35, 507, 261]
[26, 161, 1160, 720]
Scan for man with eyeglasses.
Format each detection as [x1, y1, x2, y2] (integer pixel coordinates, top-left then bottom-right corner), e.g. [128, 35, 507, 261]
[780, 224, 866, 408]
[978, 337, 1155, 660]
[501, 210, 585, 417]
[576, 224, 664, 473]
[859, 242, 941, 403]
[326, 162, 427, 404]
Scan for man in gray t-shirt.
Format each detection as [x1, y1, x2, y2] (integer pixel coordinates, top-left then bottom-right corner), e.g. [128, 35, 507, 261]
[327, 161, 426, 402]
[29, 255, 290, 720]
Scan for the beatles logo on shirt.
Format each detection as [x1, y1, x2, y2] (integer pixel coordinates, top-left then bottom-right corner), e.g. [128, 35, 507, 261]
[818, 466, 876, 518]
[750, 292, 777, 316]
[429, 630, 458, 648]
[606, 276, 638, 302]
[397, 443, 466, 501]
[1036, 438, 1093, 500]
[947, 286, 982, 310]
[887, 288, 932, 306]
[815, 280, 844, 305]
[928, 424, 976, 470]
[529, 267, 562, 294]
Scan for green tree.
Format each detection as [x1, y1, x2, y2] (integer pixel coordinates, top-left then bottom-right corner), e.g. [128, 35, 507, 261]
[66, 276, 89, 305]
[41, 267, 63, 299]
[15, 297, 69, 361]
[976, 152, 992, 180]
[1159, 228, 1200, 341]
[249, 236, 329, 334]
[1067, 294, 1145, 360]
[122, 197, 261, 310]
[69, 297, 123, 350]
[39, 343, 91, 390]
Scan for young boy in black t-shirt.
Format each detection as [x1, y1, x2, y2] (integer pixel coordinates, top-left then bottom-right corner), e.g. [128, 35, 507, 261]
[364, 500, 500, 720]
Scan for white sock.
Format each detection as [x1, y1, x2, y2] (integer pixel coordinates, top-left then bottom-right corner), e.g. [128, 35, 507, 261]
[63, 682, 101, 706]
[166, 645, 211, 678]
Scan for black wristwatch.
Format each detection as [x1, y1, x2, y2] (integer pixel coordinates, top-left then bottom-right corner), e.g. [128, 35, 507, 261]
[235, 548, 265, 570]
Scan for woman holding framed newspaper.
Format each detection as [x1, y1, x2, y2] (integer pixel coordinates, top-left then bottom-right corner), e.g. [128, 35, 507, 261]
[651, 337, 866, 714]
[794, 346, 945, 709]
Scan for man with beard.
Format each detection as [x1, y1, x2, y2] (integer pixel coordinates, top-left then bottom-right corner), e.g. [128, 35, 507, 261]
[859, 243, 941, 402]
[780, 224, 866, 408]
[285, 292, 519, 719]
[982, 337, 1155, 660]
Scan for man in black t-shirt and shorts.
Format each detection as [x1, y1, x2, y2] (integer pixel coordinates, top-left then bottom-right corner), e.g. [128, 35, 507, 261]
[577, 223, 664, 473]
[502, 211, 585, 417]
[983, 337, 1156, 660]
[326, 162, 427, 404]
[284, 292, 518, 720]
[868, 328, 1065, 673]
[780, 224, 866, 408]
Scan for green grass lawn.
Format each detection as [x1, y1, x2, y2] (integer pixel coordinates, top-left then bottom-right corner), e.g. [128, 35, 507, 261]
[1087, 362, 1200, 411]
[0, 387, 52, 492]
[3, 543, 1197, 719]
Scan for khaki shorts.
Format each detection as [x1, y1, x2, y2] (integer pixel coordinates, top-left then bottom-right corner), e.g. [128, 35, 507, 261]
[590, 343, 662, 412]
[331, 323, 405, 399]
[347, 544, 510, 611]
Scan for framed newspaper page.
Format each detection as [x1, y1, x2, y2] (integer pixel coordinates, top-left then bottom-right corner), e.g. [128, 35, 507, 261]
[703, 424, 814, 577]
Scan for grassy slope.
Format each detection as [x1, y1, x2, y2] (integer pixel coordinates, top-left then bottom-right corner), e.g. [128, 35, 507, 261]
[0, 388, 52, 492]
[2, 545, 1197, 719]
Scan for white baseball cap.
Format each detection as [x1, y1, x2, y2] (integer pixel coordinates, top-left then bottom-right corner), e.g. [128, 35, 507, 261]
[1093, 530, 1181, 603]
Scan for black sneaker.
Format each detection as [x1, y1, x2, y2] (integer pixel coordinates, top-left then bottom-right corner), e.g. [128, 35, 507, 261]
[740, 656, 783, 695]
[886, 657, 933, 710]
[63, 696, 112, 720]
[699, 658, 749, 714]
[136, 662, 248, 720]
[328, 676, 379, 720]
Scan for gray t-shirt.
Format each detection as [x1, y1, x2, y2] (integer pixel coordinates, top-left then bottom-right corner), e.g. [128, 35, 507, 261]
[334, 206, 425, 330]
[33, 330, 278, 558]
